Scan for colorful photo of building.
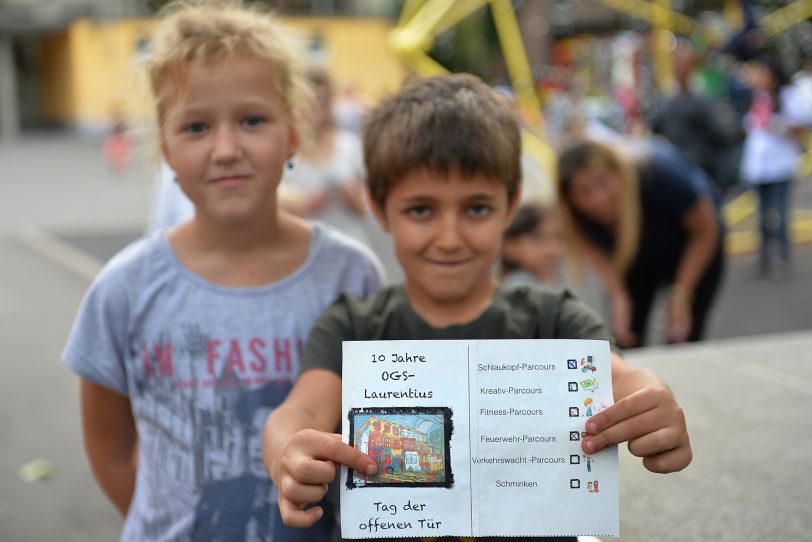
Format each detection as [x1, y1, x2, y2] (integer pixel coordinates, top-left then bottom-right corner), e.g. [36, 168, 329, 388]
[348, 408, 451, 488]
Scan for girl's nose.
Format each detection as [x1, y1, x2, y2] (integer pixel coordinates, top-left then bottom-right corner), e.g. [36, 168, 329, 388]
[212, 126, 242, 162]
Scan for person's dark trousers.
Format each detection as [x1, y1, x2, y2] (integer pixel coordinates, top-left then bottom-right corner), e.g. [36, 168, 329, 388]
[754, 179, 793, 269]
[623, 242, 725, 347]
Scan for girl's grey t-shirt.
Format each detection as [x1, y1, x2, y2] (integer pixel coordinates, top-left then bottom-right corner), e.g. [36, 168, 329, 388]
[62, 223, 384, 542]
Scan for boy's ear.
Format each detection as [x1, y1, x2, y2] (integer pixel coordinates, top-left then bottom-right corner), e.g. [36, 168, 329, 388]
[502, 236, 521, 263]
[367, 191, 390, 232]
[505, 188, 522, 229]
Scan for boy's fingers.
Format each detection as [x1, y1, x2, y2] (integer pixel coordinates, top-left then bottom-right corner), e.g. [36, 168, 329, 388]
[641, 445, 693, 474]
[585, 388, 668, 434]
[626, 427, 681, 458]
[279, 480, 329, 505]
[283, 456, 336, 485]
[582, 407, 664, 454]
[316, 433, 377, 475]
[278, 498, 323, 528]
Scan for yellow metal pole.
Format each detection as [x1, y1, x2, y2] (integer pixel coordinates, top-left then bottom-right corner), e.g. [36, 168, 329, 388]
[489, 0, 544, 132]
[723, 0, 743, 30]
[389, 0, 457, 55]
[596, 0, 696, 35]
[652, 0, 675, 93]
[398, 0, 427, 26]
[761, 0, 812, 37]
[389, 0, 486, 57]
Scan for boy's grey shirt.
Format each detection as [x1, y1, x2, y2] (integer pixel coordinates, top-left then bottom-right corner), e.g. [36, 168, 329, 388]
[300, 283, 611, 542]
[302, 284, 615, 378]
[62, 223, 384, 542]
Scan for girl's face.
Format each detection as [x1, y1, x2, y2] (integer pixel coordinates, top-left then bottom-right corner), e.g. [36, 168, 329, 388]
[566, 164, 622, 227]
[746, 62, 772, 92]
[161, 55, 298, 227]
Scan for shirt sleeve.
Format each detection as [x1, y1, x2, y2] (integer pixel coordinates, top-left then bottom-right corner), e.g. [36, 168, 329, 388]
[61, 269, 131, 395]
[554, 290, 619, 352]
[300, 295, 357, 378]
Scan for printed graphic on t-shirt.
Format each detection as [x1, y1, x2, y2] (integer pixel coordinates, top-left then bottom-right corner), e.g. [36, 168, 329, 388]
[131, 323, 306, 540]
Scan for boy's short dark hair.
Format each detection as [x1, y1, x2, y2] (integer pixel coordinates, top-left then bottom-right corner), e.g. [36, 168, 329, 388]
[363, 73, 521, 208]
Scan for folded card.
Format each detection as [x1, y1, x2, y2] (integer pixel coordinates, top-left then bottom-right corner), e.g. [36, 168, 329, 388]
[340, 339, 618, 539]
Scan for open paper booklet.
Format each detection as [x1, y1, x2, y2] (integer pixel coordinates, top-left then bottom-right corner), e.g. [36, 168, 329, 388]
[340, 339, 619, 539]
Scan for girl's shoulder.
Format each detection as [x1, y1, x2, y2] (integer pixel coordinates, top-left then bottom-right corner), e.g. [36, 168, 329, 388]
[311, 223, 384, 272]
[93, 231, 172, 287]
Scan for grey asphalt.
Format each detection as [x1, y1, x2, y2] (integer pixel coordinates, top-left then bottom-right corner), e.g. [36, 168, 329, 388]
[1, 134, 810, 541]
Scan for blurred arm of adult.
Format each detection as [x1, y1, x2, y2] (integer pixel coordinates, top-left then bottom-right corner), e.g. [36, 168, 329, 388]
[668, 196, 720, 342]
[80, 380, 137, 517]
[580, 240, 638, 347]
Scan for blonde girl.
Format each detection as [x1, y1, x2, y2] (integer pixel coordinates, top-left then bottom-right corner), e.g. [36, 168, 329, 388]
[62, 2, 383, 540]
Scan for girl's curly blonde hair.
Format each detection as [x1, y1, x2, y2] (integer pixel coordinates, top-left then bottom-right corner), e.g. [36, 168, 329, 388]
[144, 0, 312, 142]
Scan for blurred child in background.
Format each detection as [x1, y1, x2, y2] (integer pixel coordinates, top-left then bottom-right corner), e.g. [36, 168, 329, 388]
[500, 203, 565, 287]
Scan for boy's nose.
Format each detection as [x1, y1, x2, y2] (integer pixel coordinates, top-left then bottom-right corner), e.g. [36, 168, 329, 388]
[211, 126, 242, 162]
[434, 214, 464, 251]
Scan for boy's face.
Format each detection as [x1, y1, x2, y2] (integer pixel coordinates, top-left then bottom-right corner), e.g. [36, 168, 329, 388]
[372, 169, 518, 316]
[161, 55, 298, 226]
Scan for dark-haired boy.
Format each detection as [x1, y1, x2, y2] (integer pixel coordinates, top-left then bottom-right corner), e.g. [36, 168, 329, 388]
[262, 74, 692, 541]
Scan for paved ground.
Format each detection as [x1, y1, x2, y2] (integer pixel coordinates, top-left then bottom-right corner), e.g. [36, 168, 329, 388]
[1, 133, 811, 541]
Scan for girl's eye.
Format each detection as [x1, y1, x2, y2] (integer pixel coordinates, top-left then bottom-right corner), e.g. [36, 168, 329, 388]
[243, 116, 265, 127]
[185, 121, 207, 134]
[467, 204, 492, 217]
[407, 206, 432, 219]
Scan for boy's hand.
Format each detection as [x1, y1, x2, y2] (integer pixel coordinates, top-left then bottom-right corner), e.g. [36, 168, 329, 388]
[580, 387, 692, 473]
[276, 429, 377, 528]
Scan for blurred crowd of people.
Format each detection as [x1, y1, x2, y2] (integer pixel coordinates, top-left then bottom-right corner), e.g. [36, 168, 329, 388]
[126, 23, 811, 349]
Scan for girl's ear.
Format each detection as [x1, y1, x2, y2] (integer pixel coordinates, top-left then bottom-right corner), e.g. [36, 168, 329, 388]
[367, 192, 390, 233]
[286, 126, 300, 160]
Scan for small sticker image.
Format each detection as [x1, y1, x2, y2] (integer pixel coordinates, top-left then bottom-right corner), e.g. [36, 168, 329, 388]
[570, 479, 581, 489]
[567, 359, 578, 370]
[580, 356, 596, 374]
[347, 407, 452, 489]
[583, 455, 593, 472]
[569, 407, 580, 417]
[587, 480, 600, 493]
[583, 398, 594, 417]
[583, 397, 605, 417]
[579, 378, 598, 391]
[570, 431, 581, 441]
[570, 454, 580, 465]
[568, 382, 578, 392]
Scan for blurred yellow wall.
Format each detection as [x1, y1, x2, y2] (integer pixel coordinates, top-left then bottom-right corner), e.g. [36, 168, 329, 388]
[37, 16, 405, 127]
[284, 17, 406, 99]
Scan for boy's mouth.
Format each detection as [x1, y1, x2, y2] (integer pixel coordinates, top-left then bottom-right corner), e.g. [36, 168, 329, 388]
[426, 258, 471, 267]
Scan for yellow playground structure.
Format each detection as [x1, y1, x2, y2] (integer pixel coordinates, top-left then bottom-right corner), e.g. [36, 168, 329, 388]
[387, 0, 812, 254]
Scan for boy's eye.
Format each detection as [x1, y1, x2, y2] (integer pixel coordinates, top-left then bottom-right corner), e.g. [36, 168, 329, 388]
[467, 204, 492, 217]
[407, 206, 433, 219]
[184, 121, 208, 134]
[242, 115, 265, 127]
